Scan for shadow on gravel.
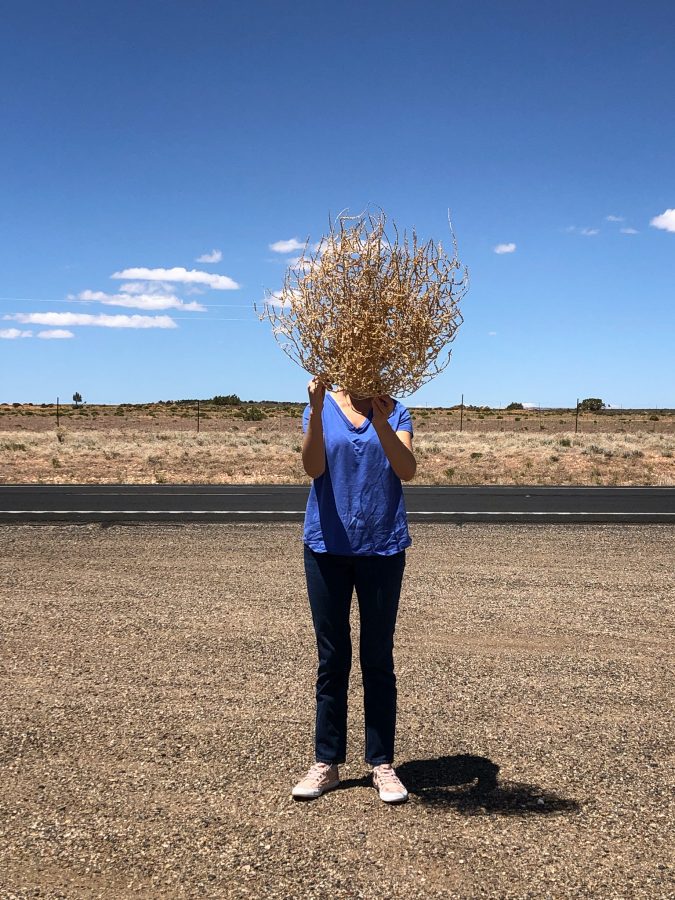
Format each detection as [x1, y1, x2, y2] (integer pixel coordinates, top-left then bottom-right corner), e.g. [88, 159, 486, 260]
[341, 754, 580, 816]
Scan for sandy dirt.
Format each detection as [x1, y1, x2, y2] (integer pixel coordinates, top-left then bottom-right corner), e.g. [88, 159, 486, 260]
[1, 523, 673, 899]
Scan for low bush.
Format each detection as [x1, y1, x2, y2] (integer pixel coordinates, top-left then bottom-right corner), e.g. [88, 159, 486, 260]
[241, 407, 266, 421]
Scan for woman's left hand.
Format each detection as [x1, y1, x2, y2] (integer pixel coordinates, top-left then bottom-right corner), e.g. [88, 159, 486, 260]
[372, 395, 394, 428]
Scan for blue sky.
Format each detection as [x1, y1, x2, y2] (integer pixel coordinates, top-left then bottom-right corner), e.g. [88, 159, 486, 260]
[1, 0, 673, 408]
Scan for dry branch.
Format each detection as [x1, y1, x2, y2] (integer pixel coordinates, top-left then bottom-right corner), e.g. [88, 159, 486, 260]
[258, 210, 469, 398]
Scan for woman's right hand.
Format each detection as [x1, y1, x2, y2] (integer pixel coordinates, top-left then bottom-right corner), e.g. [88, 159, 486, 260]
[307, 376, 327, 412]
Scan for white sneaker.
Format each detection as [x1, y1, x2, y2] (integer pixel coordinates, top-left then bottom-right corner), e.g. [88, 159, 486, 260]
[372, 764, 408, 803]
[292, 762, 340, 799]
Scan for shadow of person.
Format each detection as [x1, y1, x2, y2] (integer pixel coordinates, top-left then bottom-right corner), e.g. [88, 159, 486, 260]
[341, 754, 580, 816]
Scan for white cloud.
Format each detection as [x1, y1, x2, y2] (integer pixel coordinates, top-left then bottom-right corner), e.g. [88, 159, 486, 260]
[261, 289, 303, 310]
[265, 291, 291, 309]
[620, 227, 638, 235]
[488, 331, 497, 336]
[196, 249, 223, 263]
[111, 267, 239, 290]
[5, 312, 177, 329]
[0, 327, 32, 339]
[269, 238, 307, 254]
[117, 280, 174, 294]
[37, 329, 74, 339]
[605, 215, 624, 222]
[650, 208, 675, 233]
[69, 289, 206, 312]
[494, 243, 516, 254]
[566, 225, 601, 235]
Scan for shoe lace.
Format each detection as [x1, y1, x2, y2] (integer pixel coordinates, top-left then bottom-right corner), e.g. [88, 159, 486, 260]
[374, 765, 404, 788]
[305, 762, 334, 785]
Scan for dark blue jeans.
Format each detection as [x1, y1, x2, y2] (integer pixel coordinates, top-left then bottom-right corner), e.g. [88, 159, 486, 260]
[303, 544, 406, 766]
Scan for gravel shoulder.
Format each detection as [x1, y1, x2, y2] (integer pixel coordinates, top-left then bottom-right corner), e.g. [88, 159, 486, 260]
[1, 523, 674, 899]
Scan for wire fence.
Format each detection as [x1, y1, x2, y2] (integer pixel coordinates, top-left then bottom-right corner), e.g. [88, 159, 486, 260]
[1, 398, 673, 436]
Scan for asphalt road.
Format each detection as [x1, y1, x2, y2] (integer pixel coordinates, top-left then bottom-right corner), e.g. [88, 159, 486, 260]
[0, 484, 673, 523]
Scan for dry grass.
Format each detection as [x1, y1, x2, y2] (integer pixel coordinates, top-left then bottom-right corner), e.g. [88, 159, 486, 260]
[1, 404, 674, 485]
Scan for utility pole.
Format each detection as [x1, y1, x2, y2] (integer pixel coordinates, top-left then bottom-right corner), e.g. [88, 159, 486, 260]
[56, 396, 60, 427]
[460, 393, 464, 432]
[197, 399, 200, 433]
[575, 398, 579, 434]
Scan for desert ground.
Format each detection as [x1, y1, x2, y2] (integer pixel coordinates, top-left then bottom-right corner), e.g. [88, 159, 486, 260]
[1, 403, 674, 485]
[1, 522, 673, 899]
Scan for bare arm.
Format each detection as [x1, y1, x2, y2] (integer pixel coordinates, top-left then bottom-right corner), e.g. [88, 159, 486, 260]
[373, 422, 417, 481]
[301, 377, 326, 479]
[372, 396, 417, 481]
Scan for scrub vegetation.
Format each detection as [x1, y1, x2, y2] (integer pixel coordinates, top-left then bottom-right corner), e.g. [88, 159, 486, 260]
[1, 402, 673, 485]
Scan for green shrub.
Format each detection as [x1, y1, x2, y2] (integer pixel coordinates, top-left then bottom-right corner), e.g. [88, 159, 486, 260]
[242, 407, 265, 421]
[579, 398, 604, 412]
[1, 441, 27, 451]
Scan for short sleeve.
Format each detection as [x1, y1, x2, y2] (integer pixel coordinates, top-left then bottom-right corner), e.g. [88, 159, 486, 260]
[395, 403, 414, 435]
[302, 403, 311, 434]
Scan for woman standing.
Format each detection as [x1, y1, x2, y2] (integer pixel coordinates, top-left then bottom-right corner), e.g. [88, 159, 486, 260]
[292, 376, 417, 803]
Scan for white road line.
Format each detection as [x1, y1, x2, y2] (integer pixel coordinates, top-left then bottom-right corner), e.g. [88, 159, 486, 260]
[1, 509, 305, 515]
[409, 511, 674, 516]
[0, 510, 673, 517]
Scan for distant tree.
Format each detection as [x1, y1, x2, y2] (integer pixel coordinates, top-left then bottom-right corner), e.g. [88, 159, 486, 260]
[212, 394, 241, 406]
[72, 392, 83, 408]
[579, 398, 605, 412]
[506, 402, 523, 410]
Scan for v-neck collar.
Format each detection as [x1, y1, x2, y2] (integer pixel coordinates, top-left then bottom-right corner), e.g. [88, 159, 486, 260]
[327, 392, 373, 432]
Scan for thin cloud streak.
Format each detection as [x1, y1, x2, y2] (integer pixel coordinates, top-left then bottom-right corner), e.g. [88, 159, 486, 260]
[5, 312, 177, 329]
[111, 267, 239, 290]
[195, 249, 223, 263]
[494, 243, 516, 254]
[269, 238, 307, 253]
[69, 290, 206, 312]
[1, 327, 33, 339]
[37, 329, 74, 339]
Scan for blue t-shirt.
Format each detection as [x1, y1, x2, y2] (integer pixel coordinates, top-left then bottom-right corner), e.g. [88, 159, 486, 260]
[302, 393, 414, 556]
